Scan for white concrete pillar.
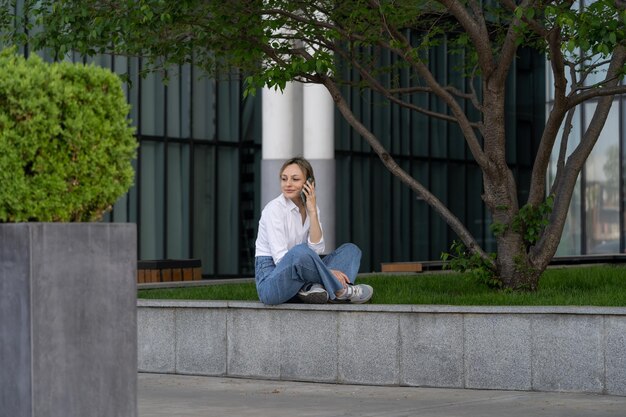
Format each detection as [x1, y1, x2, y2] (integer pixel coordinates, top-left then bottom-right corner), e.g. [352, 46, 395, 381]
[261, 82, 303, 207]
[303, 83, 335, 252]
[303, 83, 334, 159]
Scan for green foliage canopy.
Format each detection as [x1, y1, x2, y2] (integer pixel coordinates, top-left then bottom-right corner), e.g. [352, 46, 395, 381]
[0, 48, 137, 222]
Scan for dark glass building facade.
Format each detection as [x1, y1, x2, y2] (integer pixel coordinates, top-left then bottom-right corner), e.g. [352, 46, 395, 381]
[96, 45, 545, 277]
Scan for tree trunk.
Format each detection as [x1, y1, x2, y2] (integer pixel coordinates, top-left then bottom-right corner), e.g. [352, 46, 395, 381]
[495, 231, 541, 290]
[483, 167, 543, 290]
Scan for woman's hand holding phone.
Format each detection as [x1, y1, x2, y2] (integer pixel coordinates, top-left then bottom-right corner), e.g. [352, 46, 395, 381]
[301, 177, 315, 209]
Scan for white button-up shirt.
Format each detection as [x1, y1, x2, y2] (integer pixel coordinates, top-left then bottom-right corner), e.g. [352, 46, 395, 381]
[255, 194, 325, 264]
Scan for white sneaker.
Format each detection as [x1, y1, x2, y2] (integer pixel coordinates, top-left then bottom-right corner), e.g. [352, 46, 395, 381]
[332, 284, 373, 304]
[297, 283, 329, 304]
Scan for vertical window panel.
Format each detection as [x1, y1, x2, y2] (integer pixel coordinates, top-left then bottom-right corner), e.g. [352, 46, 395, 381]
[371, 159, 391, 268]
[139, 141, 165, 260]
[113, 55, 129, 102]
[217, 77, 240, 142]
[335, 155, 352, 244]
[393, 160, 412, 260]
[430, 163, 448, 258]
[193, 146, 216, 275]
[127, 58, 140, 130]
[448, 123, 466, 161]
[448, 163, 466, 225]
[351, 157, 371, 269]
[505, 63, 518, 165]
[411, 94, 430, 157]
[466, 166, 484, 242]
[241, 92, 259, 143]
[166, 65, 192, 139]
[192, 74, 216, 140]
[140, 71, 165, 136]
[166, 143, 190, 258]
[515, 120, 533, 167]
[112, 194, 129, 223]
[448, 48, 466, 161]
[429, 45, 447, 159]
[216, 148, 239, 274]
[411, 163, 429, 260]
[398, 65, 412, 156]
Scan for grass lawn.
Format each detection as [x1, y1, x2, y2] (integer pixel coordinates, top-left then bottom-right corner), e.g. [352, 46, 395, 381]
[137, 265, 626, 306]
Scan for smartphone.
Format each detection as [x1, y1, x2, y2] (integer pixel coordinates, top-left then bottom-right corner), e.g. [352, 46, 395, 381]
[301, 177, 314, 204]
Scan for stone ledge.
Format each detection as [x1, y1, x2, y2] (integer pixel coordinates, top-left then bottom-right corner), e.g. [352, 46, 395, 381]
[138, 299, 626, 316]
[137, 300, 626, 396]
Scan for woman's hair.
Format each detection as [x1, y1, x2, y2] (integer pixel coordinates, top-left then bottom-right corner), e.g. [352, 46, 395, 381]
[279, 157, 315, 182]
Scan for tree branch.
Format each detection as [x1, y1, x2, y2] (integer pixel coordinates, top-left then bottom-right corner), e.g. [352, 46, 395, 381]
[334, 47, 482, 128]
[437, 0, 494, 77]
[490, 0, 535, 87]
[548, 107, 576, 196]
[321, 74, 494, 267]
[567, 85, 626, 109]
[388, 83, 483, 114]
[373, 13, 490, 170]
[526, 24, 569, 207]
[531, 44, 626, 268]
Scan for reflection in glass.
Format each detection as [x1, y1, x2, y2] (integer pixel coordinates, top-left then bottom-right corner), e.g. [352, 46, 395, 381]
[584, 103, 620, 254]
[547, 105, 582, 256]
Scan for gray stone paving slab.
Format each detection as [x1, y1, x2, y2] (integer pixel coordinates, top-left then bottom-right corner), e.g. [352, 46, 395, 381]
[338, 312, 399, 385]
[227, 309, 281, 378]
[280, 310, 338, 382]
[137, 308, 175, 373]
[138, 373, 626, 417]
[400, 313, 464, 388]
[464, 314, 532, 391]
[531, 314, 604, 393]
[175, 309, 227, 376]
[605, 316, 626, 396]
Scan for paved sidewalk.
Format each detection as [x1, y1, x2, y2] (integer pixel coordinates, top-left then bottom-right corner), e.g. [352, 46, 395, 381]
[139, 373, 626, 417]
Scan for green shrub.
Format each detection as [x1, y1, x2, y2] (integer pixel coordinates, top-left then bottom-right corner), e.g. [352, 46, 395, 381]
[0, 48, 136, 222]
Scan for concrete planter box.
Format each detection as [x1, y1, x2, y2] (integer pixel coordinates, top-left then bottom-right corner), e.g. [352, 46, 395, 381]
[0, 223, 137, 417]
[138, 300, 626, 396]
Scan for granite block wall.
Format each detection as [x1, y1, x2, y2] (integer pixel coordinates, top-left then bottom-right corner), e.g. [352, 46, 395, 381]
[137, 301, 626, 396]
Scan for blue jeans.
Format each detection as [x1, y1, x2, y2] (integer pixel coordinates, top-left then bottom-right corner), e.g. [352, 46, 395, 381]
[255, 243, 362, 305]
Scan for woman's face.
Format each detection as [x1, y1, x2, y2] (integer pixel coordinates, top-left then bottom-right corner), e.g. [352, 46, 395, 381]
[280, 163, 306, 202]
